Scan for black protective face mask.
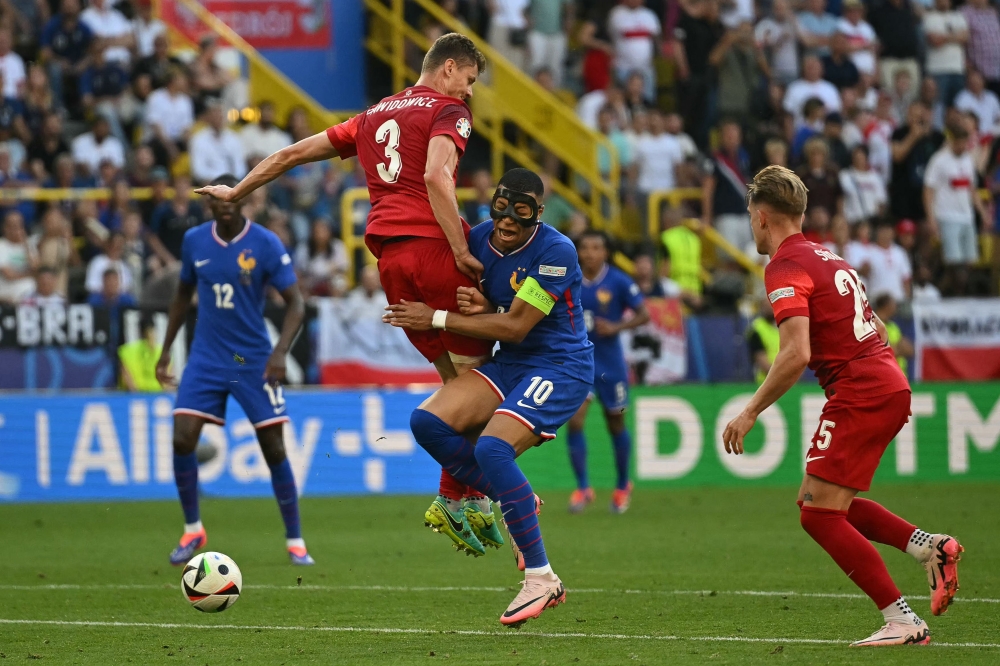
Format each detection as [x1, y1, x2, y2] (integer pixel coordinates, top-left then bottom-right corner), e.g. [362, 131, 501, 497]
[490, 185, 539, 227]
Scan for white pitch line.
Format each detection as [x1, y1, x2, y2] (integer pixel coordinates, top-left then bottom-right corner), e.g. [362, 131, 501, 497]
[0, 584, 997, 605]
[0, 619, 997, 649]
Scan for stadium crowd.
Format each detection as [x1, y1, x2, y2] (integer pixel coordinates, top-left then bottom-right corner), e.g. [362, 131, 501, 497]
[0, 0, 998, 321]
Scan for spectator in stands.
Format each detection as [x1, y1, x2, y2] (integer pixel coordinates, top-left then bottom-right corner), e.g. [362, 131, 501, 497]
[675, 0, 725, 148]
[821, 32, 859, 91]
[80, 49, 132, 146]
[632, 252, 665, 297]
[190, 100, 247, 185]
[823, 112, 850, 168]
[597, 105, 634, 185]
[0, 28, 24, 100]
[797, 0, 837, 57]
[633, 109, 684, 202]
[664, 112, 698, 162]
[189, 35, 236, 112]
[868, 0, 920, 93]
[22, 266, 65, 306]
[825, 214, 850, 257]
[924, 123, 989, 295]
[27, 112, 69, 180]
[873, 294, 913, 373]
[891, 102, 944, 223]
[846, 218, 874, 282]
[840, 144, 887, 225]
[607, 0, 661, 102]
[746, 296, 778, 384]
[488, 0, 530, 72]
[576, 81, 628, 130]
[85, 231, 134, 296]
[797, 136, 844, 218]
[836, 0, 877, 79]
[713, 21, 768, 123]
[924, 0, 969, 109]
[623, 70, 652, 117]
[87, 266, 136, 309]
[119, 314, 162, 392]
[71, 116, 125, 178]
[0, 71, 29, 148]
[148, 174, 201, 267]
[0, 210, 36, 303]
[120, 210, 148, 294]
[755, 0, 799, 86]
[763, 137, 790, 167]
[955, 69, 1000, 136]
[528, 0, 573, 87]
[895, 217, 918, 263]
[791, 97, 826, 162]
[132, 33, 181, 93]
[144, 68, 194, 167]
[911, 263, 942, 302]
[918, 76, 946, 130]
[961, 0, 1000, 97]
[128, 145, 156, 187]
[80, 0, 134, 71]
[577, 2, 614, 93]
[22, 64, 54, 139]
[295, 217, 348, 298]
[538, 172, 575, 229]
[887, 69, 916, 126]
[132, 0, 165, 59]
[40, 0, 94, 111]
[702, 119, 753, 254]
[344, 264, 387, 324]
[99, 179, 131, 232]
[659, 206, 704, 302]
[784, 55, 841, 125]
[463, 168, 494, 226]
[803, 205, 832, 244]
[240, 100, 292, 163]
[866, 223, 912, 303]
[30, 208, 77, 298]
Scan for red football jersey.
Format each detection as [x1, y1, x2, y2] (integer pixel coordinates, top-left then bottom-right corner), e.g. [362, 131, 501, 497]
[326, 86, 474, 257]
[764, 234, 909, 397]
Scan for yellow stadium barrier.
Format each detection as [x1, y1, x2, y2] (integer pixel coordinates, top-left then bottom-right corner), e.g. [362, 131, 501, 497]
[0, 187, 187, 202]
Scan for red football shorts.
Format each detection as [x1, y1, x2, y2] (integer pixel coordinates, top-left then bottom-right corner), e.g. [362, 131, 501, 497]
[378, 237, 493, 363]
[805, 389, 911, 492]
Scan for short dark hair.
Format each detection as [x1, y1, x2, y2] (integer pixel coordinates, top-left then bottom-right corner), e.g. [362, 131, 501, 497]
[422, 32, 486, 75]
[747, 165, 809, 217]
[576, 228, 609, 250]
[803, 97, 825, 117]
[211, 174, 239, 187]
[498, 167, 543, 197]
[103, 267, 119, 279]
[873, 293, 895, 311]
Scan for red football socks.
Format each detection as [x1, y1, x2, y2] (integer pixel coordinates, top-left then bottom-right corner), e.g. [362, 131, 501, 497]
[438, 469, 465, 501]
[846, 498, 916, 553]
[800, 505, 901, 610]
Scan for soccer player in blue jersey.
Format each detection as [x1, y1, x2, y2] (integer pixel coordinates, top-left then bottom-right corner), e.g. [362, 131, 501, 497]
[155, 175, 313, 566]
[384, 168, 594, 626]
[566, 230, 649, 514]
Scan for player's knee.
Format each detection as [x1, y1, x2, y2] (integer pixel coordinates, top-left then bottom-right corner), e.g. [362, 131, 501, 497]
[256, 430, 287, 467]
[172, 433, 197, 456]
[410, 408, 450, 444]
[606, 413, 626, 435]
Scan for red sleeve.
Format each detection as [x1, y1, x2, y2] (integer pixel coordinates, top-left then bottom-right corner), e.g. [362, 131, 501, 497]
[764, 258, 813, 324]
[429, 104, 473, 156]
[325, 114, 360, 159]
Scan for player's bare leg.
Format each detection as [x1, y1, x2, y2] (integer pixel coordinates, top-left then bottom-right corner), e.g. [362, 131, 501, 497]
[566, 398, 596, 513]
[256, 423, 313, 565]
[169, 414, 209, 565]
[796, 475, 930, 646]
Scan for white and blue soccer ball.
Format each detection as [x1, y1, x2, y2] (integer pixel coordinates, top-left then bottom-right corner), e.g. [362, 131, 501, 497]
[181, 552, 242, 613]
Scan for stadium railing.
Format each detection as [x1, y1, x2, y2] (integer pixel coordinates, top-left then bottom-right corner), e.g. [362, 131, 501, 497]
[364, 0, 622, 235]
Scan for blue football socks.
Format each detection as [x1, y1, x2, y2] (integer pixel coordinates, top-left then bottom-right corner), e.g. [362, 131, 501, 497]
[410, 409, 495, 498]
[567, 428, 589, 490]
[173, 452, 200, 525]
[611, 430, 632, 491]
[269, 458, 301, 539]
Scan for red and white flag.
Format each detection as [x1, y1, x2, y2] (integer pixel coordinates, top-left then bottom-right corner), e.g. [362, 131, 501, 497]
[914, 299, 1000, 380]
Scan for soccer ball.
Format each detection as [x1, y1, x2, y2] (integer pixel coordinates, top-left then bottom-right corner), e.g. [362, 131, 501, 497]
[181, 552, 242, 613]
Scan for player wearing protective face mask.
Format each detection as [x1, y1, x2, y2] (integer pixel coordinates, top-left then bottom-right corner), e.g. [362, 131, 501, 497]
[384, 168, 594, 626]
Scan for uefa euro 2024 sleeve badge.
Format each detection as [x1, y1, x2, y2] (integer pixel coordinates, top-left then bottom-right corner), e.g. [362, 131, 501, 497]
[456, 117, 472, 139]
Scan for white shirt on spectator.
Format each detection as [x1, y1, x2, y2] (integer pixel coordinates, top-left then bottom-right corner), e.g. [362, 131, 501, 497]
[866, 243, 912, 302]
[189, 126, 248, 184]
[844, 240, 874, 286]
[576, 89, 608, 129]
[866, 119, 895, 185]
[0, 51, 25, 99]
[839, 167, 887, 224]
[492, 0, 530, 28]
[81, 5, 133, 66]
[721, 0, 754, 28]
[145, 88, 194, 141]
[85, 255, 133, 295]
[912, 281, 942, 303]
[923, 11, 968, 74]
[342, 285, 389, 324]
[836, 18, 878, 75]
[71, 132, 126, 174]
[755, 18, 799, 82]
[240, 123, 292, 160]
[783, 78, 842, 124]
[924, 147, 977, 225]
[633, 132, 684, 192]
[607, 4, 661, 72]
[22, 291, 66, 307]
[0, 237, 35, 302]
[954, 88, 1000, 135]
[133, 17, 166, 59]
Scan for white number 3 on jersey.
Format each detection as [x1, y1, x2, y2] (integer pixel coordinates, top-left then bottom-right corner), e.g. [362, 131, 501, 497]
[375, 119, 402, 184]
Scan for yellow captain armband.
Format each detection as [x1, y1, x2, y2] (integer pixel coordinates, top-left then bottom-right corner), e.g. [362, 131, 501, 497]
[515, 276, 556, 315]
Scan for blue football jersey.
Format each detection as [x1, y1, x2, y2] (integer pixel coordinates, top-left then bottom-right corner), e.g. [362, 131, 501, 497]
[581, 264, 644, 371]
[179, 220, 297, 369]
[469, 223, 594, 383]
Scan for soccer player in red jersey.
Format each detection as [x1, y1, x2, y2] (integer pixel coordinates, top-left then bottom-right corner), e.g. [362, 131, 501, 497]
[196, 33, 503, 555]
[722, 166, 963, 647]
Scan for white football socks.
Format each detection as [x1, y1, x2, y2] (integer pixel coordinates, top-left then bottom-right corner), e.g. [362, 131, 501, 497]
[525, 564, 553, 576]
[881, 597, 922, 626]
[287, 538, 306, 550]
[906, 529, 934, 562]
[466, 495, 493, 514]
[184, 521, 203, 534]
[442, 497, 464, 513]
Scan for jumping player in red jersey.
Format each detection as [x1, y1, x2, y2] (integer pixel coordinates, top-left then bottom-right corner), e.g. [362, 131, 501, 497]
[722, 166, 963, 647]
[195, 33, 503, 557]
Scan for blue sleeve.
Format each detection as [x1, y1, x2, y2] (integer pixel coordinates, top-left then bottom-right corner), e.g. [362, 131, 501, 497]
[179, 231, 196, 286]
[620, 272, 644, 311]
[41, 20, 57, 48]
[265, 232, 297, 292]
[527, 240, 578, 301]
[78, 69, 93, 96]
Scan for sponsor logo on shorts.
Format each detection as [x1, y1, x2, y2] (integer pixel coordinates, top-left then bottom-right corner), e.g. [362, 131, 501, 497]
[768, 287, 795, 303]
[539, 265, 567, 277]
[456, 117, 472, 138]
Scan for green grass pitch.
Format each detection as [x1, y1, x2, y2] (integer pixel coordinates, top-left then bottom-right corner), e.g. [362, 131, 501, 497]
[1, 483, 998, 664]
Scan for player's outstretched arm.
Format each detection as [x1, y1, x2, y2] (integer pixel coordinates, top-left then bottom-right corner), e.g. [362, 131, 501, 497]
[723, 316, 810, 454]
[425, 135, 483, 281]
[385, 296, 546, 344]
[265, 285, 306, 385]
[156, 281, 196, 387]
[195, 132, 340, 203]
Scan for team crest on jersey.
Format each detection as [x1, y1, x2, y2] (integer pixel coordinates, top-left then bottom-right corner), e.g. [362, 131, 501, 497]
[596, 288, 613, 306]
[768, 287, 795, 303]
[237, 249, 256, 285]
[510, 268, 526, 292]
[456, 117, 472, 138]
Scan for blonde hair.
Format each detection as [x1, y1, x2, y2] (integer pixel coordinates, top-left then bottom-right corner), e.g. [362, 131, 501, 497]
[746, 165, 809, 217]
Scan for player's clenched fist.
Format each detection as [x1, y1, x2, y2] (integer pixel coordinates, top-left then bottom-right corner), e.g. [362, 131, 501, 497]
[456, 286, 491, 315]
[383, 300, 435, 330]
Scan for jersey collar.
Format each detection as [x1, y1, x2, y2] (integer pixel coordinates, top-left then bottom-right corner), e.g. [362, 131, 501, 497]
[582, 263, 609, 287]
[488, 223, 540, 257]
[774, 232, 806, 258]
[212, 219, 251, 247]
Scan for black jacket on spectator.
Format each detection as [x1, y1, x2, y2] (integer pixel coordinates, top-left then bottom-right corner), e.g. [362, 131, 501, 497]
[821, 55, 859, 90]
[869, 0, 920, 59]
[41, 15, 94, 64]
[27, 135, 70, 176]
[890, 125, 944, 220]
[132, 54, 184, 91]
[149, 200, 204, 261]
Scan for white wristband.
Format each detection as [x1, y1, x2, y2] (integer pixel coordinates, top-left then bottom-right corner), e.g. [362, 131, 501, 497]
[432, 310, 448, 330]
